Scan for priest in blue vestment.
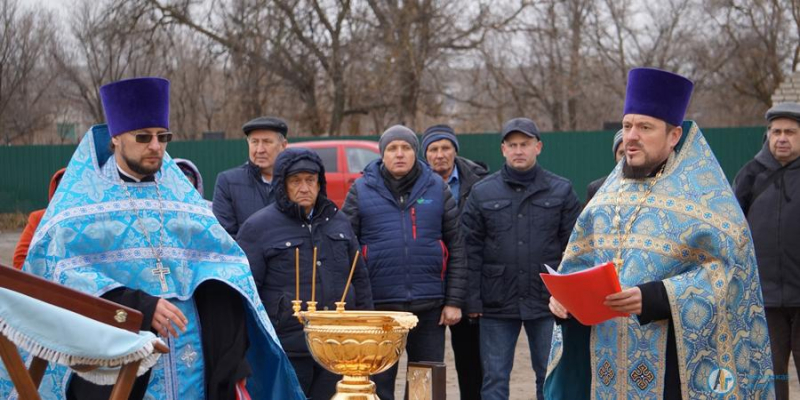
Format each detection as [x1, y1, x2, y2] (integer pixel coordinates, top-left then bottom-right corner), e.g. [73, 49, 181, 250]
[0, 77, 305, 400]
[545, 68, 775, 399]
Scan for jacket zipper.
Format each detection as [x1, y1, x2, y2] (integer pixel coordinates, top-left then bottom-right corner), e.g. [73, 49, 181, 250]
[399, 196, 410, 299]
[440, 240, 449, 280]
[777, 183, 784, 306]
[307, 222, 320, 303]
[411, 206, 418, 240]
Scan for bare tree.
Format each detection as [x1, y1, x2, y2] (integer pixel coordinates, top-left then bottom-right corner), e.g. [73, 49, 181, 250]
[362, 0, 515, 130]
[476, 0, 595, 131]
[140, 0, 331, 134]
[706, 0, 798, 107]
[164, 30, 225, 138]
[9, 0, 800, 144]
[0, 0, 59, 144]
[54, 0, 169, 126]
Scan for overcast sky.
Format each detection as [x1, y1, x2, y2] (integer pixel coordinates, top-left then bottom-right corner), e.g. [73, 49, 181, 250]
[24, 0, 66, 15]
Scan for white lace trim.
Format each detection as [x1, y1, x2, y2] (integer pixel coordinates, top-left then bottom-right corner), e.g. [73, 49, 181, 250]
[0, 316, 163, 385]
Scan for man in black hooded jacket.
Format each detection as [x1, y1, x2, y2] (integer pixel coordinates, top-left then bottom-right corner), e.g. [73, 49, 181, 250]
[734, 102, 800, 400]
[237, 148, 373, 400]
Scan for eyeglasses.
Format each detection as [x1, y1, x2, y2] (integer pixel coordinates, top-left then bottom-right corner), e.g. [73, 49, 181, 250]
[129, 131, 174, 143]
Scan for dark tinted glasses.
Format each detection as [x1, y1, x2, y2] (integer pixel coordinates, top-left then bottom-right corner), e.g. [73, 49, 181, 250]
[130, 131, 173, 143]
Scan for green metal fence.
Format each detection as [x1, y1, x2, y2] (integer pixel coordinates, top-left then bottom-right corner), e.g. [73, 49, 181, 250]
[0, 126, 766, 213]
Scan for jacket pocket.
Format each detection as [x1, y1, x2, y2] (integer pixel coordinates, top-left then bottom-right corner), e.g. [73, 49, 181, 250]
[325, 231, 352, 263]
[481, 263, 506, 308]
[267, 294, 287, 332]
[531, 198, 563, 229]
[481, 199, 513, 232]
[266, 238, 306, 269]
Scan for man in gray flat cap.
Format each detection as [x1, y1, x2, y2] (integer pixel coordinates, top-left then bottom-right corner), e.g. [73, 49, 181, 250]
[341, 125, 467, 400]
[734, 102, 800, 400]
[212, 116, 288, 238]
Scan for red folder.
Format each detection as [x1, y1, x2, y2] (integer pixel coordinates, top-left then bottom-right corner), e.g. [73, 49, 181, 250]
[540, 262, 627, 325]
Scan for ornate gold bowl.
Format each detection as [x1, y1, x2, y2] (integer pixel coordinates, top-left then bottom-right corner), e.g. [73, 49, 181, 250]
[296, 310, 418, 400]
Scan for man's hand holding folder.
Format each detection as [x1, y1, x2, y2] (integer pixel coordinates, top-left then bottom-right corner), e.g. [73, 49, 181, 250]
[541, 262, 631, 325]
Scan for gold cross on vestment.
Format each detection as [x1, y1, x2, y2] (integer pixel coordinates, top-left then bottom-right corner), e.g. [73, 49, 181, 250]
[152, 261, 171, 293]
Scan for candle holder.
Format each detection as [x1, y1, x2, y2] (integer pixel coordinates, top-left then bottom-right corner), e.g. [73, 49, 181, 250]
[306, 301, 318, 313]
[293, 250, 417, 399]
[296, 310, 418, 400]
[292, 300, 303, 316]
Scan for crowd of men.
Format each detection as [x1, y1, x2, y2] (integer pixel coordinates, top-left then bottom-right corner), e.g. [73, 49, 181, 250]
[3, 67, 799, 400]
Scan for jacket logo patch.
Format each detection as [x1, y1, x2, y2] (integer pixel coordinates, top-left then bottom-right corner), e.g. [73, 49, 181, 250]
[416, 198, 433, 205]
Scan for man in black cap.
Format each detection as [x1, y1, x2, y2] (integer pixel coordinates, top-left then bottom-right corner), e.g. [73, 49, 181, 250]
[421, 124, 488, 400]
[461, 117, 581, 400]
[212, 116, 288, 238]
[237, 148, 373, 400]
[734, 102, 800, 400]
[342, 125, 467, 400]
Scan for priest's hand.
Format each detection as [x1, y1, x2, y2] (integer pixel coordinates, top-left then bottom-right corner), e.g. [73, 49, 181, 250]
[604, 287, 642, 315]
[153, 299, 188, 338]
[439, 306, 462, 326]
[549, 296, 569, 319]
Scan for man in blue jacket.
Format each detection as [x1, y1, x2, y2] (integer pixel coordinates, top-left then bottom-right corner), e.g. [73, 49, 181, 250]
[212, 116, 288, 238]
[237, 148, 373, 400]
[342, 125, 467, 400]
[461, 118, 581, 400]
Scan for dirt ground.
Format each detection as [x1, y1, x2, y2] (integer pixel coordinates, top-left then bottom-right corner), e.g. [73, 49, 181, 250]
[1, 229, 798, 399]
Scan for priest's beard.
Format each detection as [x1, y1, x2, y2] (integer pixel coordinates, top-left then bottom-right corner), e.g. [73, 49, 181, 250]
[120, 146, 163, 177]
[127, 157, 162, 176]
[622, 157, 665, 179]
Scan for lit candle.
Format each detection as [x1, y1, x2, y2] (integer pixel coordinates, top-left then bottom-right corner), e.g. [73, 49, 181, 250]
[295, 247, 300, 301]
[311, 247, 318, 302]
[340, 250, 360, 303]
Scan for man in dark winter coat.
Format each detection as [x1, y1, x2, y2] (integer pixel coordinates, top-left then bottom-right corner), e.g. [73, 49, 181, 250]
[422, 124, 488, 400]
[342, 125, 467, 400]
[237, 147, 373, 400]
[734, 102, 800, 400]
[461, 118, 581, 400]
[213, 116, 288, 238]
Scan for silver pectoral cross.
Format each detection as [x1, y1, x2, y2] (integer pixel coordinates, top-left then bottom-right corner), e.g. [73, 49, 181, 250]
[152, 261, 171, 293]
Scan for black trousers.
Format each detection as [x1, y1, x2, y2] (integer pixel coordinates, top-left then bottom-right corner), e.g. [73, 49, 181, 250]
[290, 355, 340, 400]
[766, 307, 800, 400]
[373, 305, 446, 400]
[67, 281, 249, 400]
[449, 318, 482, 400]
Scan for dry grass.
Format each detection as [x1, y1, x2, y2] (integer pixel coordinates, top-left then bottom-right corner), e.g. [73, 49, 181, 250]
[0, 212, 28, 231]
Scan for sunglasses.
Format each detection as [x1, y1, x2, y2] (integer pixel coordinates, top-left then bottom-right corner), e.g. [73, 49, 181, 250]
[129, 131, 174, 143]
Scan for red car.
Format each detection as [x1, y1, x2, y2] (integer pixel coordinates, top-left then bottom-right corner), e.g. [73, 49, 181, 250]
[288, 140, 381, 207]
